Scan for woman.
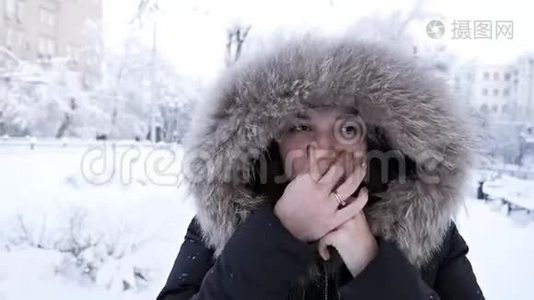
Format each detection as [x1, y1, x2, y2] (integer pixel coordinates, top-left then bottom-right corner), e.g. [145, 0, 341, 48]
[157, 36, 485, 299]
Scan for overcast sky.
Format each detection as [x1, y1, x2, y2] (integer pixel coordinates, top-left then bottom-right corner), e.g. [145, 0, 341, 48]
[102, 0, 534, 77]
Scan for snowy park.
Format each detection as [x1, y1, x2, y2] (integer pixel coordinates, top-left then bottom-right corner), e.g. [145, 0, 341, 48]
[2, 0, 534, 299]
[0, 140, 533, 300]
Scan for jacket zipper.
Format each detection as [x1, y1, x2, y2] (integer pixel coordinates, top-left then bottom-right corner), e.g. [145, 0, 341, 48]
[322, 261, 328, 300]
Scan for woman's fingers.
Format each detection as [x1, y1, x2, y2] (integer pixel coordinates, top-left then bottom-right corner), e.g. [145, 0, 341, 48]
[331, 188, 369, 229]
[318, 153, 346, 188]
[307, 145, 322, 182]
[318, 231, 336, 261]
[333, 154, 367, 204]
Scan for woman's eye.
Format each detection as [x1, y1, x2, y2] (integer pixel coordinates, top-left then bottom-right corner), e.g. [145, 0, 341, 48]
[337, 116, 365, 142]
[340, 124, 358, 139]
[290, 124, 311, 132]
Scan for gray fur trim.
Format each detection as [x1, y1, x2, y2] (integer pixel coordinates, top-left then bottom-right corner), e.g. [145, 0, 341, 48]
[182, 35, 477, 270]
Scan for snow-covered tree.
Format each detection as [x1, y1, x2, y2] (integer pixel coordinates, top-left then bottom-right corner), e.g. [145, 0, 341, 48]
[0, 20, 198, 140]
[226, 23, 252, 65]
[345, 0, 456, 76]
[0, 57, 108, 138]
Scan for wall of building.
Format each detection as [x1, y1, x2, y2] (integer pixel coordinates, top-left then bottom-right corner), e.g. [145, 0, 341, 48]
[454, 57, 534, 123]
[0, 0, 102, 65]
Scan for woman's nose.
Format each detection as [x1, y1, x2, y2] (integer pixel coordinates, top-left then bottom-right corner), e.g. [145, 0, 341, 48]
[308, 135, 339, 162]
[313, 131, 337, 151]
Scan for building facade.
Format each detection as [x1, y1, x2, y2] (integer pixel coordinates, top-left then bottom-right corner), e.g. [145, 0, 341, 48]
[0, 0, 102, 66]
[454, 56, 534, 123]
[510, 55, 534, 121]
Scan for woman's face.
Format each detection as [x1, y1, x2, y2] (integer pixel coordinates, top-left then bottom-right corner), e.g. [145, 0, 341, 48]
[278, 107, 367, 180]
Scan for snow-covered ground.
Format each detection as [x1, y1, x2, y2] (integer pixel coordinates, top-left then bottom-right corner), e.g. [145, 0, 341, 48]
[0, 143, 195, 300]
[457, 200, 534, 300]
[0, 143, 533, 300]
[481, 174, 534, 209]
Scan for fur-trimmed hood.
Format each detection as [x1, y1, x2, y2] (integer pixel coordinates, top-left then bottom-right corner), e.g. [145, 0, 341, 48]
[182, 35, 476, 270]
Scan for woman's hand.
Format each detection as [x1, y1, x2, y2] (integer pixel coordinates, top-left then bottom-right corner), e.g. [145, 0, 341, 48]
[274, 145, 367, 242]
[317, 187, 378, 278]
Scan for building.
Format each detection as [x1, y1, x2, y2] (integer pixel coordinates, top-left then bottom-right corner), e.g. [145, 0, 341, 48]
[0, 0, 102, 67]
[453, 55, 534, 122]
[510, 55, 534, 121]
[453, 62, 514, 118]
[519, 126, 534, 166]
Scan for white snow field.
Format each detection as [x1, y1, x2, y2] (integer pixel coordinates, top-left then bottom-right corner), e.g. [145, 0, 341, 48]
[0, 141, 533, 300]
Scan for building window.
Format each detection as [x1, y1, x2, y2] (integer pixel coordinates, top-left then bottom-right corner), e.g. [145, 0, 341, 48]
[504, 73, 511, 81]
[66, 44, 81, 62]
[493, 72, 499, 80]
[5, 27, 23, 50]
[16, 0, 25, 22]
[5, 28, 14, 48]
[39, 8, 56, 27]
[503, 89, 510, 97]
[37, 36, 56, 57]
[4, 0, 25, 22]
[5, 0, 16, 19]
[482, 88, 488, 96]
[483, 72, 490, 80]
[492, 105, 498, 112]
[493, 89, 499, 96]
